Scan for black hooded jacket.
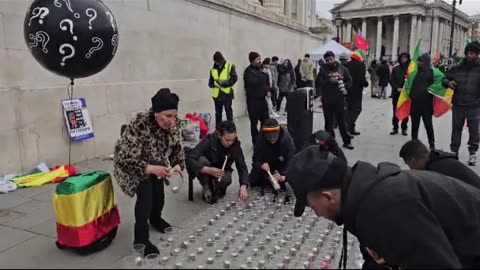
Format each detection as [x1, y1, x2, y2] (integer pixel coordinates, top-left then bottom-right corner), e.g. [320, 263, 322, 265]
[442, 60, 480, 107]
[244, 65, 269, 99]
[188, 133, 249, 186]
[252, 126, 296, 175]
[390, 53, 410, 98]
[410, 54, 434, 112]
[426, 150, 480, 189]
[343, 59, 368, 99]
[315, 62, 352, 105]
[343, 161, 480, 269]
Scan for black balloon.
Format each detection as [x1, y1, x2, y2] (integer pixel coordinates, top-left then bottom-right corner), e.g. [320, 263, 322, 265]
[24, 0, 119, 79]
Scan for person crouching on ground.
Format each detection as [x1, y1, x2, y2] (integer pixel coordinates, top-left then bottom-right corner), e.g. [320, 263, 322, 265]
[310, 130, 347, 163]
[249, 119, 296, 193]
[113, 88, 185, 256]
[400, 139, 480, 189]
[187, 120, 249, 204]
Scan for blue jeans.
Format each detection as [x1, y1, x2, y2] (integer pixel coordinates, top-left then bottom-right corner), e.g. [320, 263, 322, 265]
[451, 106, 480, 154]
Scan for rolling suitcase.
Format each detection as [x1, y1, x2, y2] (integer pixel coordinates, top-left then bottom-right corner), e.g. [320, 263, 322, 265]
[287, 87, 314, 153]
[53, 171, 120, 254]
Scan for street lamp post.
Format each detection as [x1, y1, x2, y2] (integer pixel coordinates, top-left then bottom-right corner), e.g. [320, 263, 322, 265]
[449, 0, 463, 58]
[334, 12, 343, 43]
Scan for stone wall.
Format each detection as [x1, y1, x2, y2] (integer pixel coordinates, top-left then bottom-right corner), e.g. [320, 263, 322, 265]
[0, 0, 326, 174]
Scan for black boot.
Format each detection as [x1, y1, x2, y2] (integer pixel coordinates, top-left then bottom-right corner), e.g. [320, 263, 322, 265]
[151, 218, 172, 233]
[390, 129, 398, 135]
[343, 143, 354, 150]
[134, 223, 159, 256]
[401, 130, 408, 136]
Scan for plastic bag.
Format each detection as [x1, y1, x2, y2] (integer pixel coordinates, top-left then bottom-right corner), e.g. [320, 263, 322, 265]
[181, 121, 200, 142]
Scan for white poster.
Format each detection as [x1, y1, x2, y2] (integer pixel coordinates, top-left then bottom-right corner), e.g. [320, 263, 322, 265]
[62, 98, 94, 142]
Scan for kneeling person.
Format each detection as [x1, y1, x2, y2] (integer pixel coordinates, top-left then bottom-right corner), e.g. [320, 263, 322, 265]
[250, 119, 296, 191]
[400, 139, 480, 189]
[188, 121, 249, 203]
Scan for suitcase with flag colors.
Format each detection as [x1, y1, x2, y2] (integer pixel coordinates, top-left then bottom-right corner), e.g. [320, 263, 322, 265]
[53, 171, 120, 254]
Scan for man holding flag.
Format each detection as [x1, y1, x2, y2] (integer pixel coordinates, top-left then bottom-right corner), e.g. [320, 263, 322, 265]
[396, 40, 453, 151]
[442, 41, 480, 166]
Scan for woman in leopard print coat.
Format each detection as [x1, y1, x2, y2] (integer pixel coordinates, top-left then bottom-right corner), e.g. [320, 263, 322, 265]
[113, 88, 185, 256]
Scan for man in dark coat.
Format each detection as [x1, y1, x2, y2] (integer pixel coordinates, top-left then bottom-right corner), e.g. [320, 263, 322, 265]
[315, 51, 354, 150]
[343, 53, 368, 136]
[443, 41, 480, 166]
[376, 60, 390, 99]
[287, 146, 480, 269]
[400, 139, 480, 189]
[410, 54, 435, 150]
[389, 52, 410, 136]
[244, 51, 270, 144]
[209, 51, 238, 130]
[249, 119, 296, 191]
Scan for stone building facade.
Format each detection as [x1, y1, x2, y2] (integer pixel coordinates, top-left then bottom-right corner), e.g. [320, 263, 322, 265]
[331, 0, 471, 61]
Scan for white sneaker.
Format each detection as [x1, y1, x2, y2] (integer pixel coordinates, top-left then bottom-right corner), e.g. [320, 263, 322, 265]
[271, 111, 280, 118]
[468, 154, 477, 166]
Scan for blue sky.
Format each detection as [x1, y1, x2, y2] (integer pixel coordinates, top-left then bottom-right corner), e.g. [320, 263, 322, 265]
[316, 0, 480, 19]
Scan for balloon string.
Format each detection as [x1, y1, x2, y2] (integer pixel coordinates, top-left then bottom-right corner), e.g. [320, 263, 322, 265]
[67, 79, 74, 166]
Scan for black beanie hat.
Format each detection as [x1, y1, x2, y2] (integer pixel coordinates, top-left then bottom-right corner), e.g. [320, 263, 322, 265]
[213, 51, 225, 62]
[249, 51, 260, 63]
[465, 41, 480, 55]
[151, 88, 179, 113]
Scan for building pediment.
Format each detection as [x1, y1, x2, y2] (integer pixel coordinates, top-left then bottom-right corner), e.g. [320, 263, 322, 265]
[330, 0, 425, 13]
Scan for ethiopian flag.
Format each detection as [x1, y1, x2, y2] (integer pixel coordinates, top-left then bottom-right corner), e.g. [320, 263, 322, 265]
[395, 40, 421, 121]
[53, 171, 120, 248]
[396, 40, 453, 120]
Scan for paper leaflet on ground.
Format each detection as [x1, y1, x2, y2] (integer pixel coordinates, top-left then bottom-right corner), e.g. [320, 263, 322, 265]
[62, 98, 94, 142]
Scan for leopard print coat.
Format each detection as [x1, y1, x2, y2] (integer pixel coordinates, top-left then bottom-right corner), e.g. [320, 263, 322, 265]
[113, 109, 185, 197]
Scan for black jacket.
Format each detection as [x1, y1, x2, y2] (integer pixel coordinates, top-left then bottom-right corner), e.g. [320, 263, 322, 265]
[344, 161, 480, 269]
[208, 62, 238, 101]
[315, 63, 352, 105]
[390, 63, 409, 98]
[252, 126, 296, 175]
[187, 133, 249, 186]
[376, 64, 390, 87]
[343, 60, 368, 98]
[410, 67, 434, 112]
[427, 150, 480, 189]
[244, 65, 269, 99]
[442, 61, 480, 107]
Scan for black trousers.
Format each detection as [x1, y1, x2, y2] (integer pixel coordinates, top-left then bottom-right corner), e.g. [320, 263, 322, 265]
[346, 95, 362, 132]
[451, 106, 480, 154]
[323, 100, 351, 145]
[411, 107, 435, 146]
[134, 177, 165, 244]
[195, 157, 232, 190]
[247, 98, 269, 144]
[270, 89, 278, 108]
[214, 99, 233, 130]
[249, 167, 287, 193]
[276, 92, 289, 112]
[392, 95, 408, 131]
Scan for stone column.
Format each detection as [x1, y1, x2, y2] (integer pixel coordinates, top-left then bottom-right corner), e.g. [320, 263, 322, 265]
[342, 22, 347, 42]
[431, 16, 439, 55]
[362, 18, 367, 37]
[296, 0, 305, 25]
[263, 0, 284, 13]
[284, 0, 293, 18]
[437, 20, 444, 55]
[311, 0, 316, 27]
[392, 15, 400, 61]
[376, 16, 383, 60]
[409, 14, 418, 55]
[346, 20, 352, 42]
[416, 16, 423, 45]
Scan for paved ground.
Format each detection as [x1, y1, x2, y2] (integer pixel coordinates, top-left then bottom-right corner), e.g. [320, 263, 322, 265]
[0, 92, 477, 268]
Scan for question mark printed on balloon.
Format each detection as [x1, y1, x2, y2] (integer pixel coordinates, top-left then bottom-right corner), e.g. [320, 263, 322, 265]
[86, 37, 104, 59]
[59, 44, 75, 67]
[60, 19, 77, 41]
[106, 11, 116, 32]
[29, 31, 50, 54]
[54, 0, 80, 18]
[86, 8, 97, 30]
[28, 7, 50, 26]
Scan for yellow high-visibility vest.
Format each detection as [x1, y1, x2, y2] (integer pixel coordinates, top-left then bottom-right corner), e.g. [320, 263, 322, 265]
[211, 62, 232, 98]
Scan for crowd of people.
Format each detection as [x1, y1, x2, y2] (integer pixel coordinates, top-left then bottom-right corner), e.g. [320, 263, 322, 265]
[111, 43, 480, 268]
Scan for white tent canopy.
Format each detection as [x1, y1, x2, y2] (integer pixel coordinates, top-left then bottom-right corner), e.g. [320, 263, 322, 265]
[310, 40, 352, 61]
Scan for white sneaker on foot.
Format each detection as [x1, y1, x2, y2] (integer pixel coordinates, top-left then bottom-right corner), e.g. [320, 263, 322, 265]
[468, 154, 477, 166]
